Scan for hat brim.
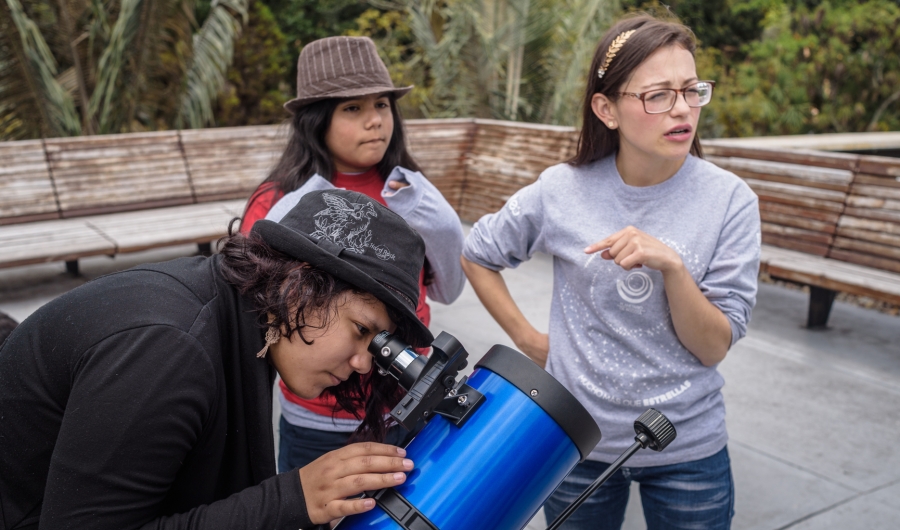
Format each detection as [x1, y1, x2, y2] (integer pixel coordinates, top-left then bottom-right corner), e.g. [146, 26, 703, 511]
[284, 85, 413, 114]
[253, 219, 433, 348]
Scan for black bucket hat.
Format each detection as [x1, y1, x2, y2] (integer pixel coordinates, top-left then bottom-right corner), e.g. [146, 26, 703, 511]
[253, 189, 433, 347]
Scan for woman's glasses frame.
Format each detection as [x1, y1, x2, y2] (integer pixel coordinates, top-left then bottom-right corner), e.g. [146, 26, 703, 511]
[615, 81, 716, 114]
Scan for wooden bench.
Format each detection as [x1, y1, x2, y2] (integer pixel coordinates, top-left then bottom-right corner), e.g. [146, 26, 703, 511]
[706, 143, 900, 327]
[0, 129, 279, 274]
[2, 121, 898, 330]
[0, 120, 473, 275]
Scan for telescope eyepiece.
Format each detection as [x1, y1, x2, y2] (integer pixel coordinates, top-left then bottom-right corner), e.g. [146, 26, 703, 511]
[368, 331, 426, 390]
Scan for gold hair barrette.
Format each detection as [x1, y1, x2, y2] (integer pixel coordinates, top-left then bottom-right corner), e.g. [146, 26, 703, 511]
[597, 29, 636, 79]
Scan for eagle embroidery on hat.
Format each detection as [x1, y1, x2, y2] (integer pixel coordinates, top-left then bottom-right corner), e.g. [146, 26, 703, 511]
[312, 193, 396, 261]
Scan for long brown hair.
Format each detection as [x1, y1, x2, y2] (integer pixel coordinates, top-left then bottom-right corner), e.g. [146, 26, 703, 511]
[570, 14, 704, 167]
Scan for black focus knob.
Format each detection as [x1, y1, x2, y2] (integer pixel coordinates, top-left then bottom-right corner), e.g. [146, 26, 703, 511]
[634, 409, 677, 452]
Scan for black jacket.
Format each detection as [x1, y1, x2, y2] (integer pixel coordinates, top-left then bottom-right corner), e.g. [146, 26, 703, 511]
[0, 255, 314, 529]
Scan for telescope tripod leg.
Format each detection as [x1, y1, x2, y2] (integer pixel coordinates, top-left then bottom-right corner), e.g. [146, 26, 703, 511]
[544, 441, 642, 530]
[544, 409, 676, 530]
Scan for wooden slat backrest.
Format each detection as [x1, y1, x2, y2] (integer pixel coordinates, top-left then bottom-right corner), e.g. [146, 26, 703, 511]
[704, 143, 860, 172]
[458, 119, 578, 223]
[44, 131, 193, 217]
[180, 125, 286, 202]
[831, 155, 900, 274]
[0, 139, 59, 224]
[4, 122, 899, 278]
[708, 155, 853, 256]
[406, 119, 476, 212]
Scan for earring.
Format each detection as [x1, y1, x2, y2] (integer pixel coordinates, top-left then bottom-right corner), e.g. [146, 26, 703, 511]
[256, 327, 280, 358]
[608, 121, 616, 128]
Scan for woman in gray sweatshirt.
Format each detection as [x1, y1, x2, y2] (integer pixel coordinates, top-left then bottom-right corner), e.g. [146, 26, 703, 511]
[461, 14, 759, 530]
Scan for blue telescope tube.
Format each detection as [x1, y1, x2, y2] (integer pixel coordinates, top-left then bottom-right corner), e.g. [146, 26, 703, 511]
[336, 345, 601, 530]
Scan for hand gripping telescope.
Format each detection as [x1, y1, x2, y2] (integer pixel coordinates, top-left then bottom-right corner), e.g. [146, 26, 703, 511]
[336, 331, 677, 530]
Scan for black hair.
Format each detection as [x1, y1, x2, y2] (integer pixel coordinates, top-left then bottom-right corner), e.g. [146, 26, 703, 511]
[218, 230, 413, 441]
[570, 14, 704, 167]
[264, 94, 422, 193]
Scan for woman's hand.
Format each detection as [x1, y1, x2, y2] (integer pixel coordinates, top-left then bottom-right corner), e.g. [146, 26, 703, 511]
[460, 257, 551, 368]
[386, 180, 410, 192]
[585, 226, 732, 365]
[299, 442, 414, 525]
[516, 328, 550, 369]
[585, 226, 682, 274]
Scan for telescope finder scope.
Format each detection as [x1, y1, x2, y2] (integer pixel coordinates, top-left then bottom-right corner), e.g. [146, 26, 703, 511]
[367, 331, 484, 431]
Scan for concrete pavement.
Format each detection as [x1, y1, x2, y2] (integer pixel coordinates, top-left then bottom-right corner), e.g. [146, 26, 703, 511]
[430, 248, 900, 530]
[1, 238, 899, 530]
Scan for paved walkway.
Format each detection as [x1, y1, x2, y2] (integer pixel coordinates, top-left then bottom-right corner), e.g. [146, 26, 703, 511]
[2, 239, 899, 530]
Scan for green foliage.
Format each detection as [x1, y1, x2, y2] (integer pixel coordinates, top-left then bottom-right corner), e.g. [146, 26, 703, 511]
[177, 0, 250, 128]
[262, 0, 371, 82]
[6, 0, 900, 138]
[621, 0, 772, 59]
[703, 0, 900, 136]
[1, 0, 81, 138]
[347, 8, 427, 118]
[0, 0, 248, 139]
[358, 0, 619, 125]
[214, 1, 293, 126]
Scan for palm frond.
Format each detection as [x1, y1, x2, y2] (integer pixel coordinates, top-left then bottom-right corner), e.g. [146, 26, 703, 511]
[133, 0, 195, 127]
[396, 0, 616, 124]
[0, 7, 42, 140]
[175, 0, 248, 129]
[2, 0, 81, 138]
[89, 0, 148, 132]
[539, 0, 618, 124]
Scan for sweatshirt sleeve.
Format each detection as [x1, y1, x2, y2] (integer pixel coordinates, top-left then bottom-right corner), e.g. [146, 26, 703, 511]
[462, 175, 546, 271]
[38, 325, 314, 530]
[382, 167, 466, 304]
[265, 176, 335, 223]
[700, 184, 761, 346]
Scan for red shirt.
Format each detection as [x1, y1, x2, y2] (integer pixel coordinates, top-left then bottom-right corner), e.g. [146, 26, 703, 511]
[241, 170, 430, 419]
[239, 182, 284, 235]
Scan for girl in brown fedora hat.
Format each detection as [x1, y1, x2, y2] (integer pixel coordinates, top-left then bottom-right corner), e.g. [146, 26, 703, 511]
[0, 189, 433, 529]
[238, 36, 465, 474]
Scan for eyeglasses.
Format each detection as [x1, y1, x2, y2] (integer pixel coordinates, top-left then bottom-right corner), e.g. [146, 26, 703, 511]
[615, 81, 716, 114]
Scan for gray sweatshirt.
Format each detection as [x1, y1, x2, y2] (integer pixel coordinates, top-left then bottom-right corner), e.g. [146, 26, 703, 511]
[463, 155, 760, 466]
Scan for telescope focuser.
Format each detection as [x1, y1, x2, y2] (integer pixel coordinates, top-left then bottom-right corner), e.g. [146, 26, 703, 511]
[633, 408, 677, 451]
[369, 331, 485, 430]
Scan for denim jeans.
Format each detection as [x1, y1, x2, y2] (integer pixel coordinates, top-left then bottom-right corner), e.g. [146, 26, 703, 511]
[277, 415, 411, 473]
[543, 446, 734, 530]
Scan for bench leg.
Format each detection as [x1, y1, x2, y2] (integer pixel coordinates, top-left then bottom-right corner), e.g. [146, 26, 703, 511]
[807, 286, 836, 329]
[65, 260, 79, 276]
[197, 242, 212, 256]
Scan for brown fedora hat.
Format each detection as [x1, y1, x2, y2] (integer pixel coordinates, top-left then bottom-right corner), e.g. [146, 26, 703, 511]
[284, 36, 413, 114]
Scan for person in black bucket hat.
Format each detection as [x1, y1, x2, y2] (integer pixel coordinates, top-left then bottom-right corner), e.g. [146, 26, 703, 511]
[254, 189, 432, 348]
[0, 189, 428, 530]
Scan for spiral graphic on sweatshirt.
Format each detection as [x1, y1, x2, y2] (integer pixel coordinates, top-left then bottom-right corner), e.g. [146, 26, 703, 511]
[616, 271, 653, 304]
